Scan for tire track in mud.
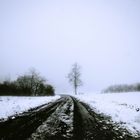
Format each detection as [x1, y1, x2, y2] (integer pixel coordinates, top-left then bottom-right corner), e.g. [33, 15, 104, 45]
[0, 96, 139, 140]
[0, 97, 68, 140]
[28, 96, 74, 140]
[72, 97, 137, 140]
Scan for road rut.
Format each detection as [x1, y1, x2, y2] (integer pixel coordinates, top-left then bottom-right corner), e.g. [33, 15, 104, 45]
[0, 96, 138, 140]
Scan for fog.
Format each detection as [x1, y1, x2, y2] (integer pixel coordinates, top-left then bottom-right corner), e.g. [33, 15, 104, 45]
[0, 0, 140, 93]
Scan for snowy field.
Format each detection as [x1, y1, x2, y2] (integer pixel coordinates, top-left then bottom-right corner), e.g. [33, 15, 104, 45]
[75, 92, 140, 136]
[0, 95, 60, 119]
[0, 92, 140, 137]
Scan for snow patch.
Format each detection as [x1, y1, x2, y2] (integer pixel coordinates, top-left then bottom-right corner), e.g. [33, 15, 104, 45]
[29, 97, 74, 139]
[0, 96, 60, 119]
[74, 92, 140, 136]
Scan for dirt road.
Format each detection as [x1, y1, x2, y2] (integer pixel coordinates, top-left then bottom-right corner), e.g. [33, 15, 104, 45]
[0, 96, 138, 140]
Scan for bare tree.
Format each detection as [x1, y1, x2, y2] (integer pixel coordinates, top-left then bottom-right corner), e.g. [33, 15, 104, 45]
[68, 63, 82, 95]
[28, 68, 46, 95]
[0, 68, 55, 96]
[16, 68, 46, 96]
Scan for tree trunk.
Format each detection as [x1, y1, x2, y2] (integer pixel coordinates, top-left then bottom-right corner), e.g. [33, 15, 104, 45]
[75, 86, 77, 95]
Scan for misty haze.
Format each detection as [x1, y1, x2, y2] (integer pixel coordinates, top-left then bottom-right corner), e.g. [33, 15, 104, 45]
[0, 0, 140, 140]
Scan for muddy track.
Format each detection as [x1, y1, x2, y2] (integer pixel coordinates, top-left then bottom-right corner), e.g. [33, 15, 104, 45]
[0, 97, 67, 140]
[0, 96, 139, 140]
[72, 97, 137, 140]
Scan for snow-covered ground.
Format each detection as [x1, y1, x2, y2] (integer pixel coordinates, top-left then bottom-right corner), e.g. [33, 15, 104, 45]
[0, 92, 140, 137]
[75, 92, 140, 136]
[0, 95, 60, 119]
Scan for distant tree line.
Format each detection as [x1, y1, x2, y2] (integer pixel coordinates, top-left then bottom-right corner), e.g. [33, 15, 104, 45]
[103, 83, 140, 93]
[0, 69, 55, 96]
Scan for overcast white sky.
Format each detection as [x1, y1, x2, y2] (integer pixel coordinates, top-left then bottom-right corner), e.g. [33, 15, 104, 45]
[0, 0, 140, 93]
